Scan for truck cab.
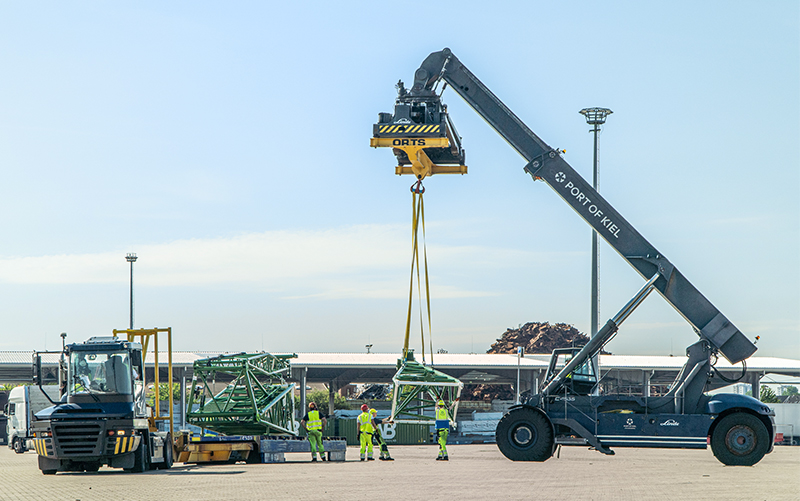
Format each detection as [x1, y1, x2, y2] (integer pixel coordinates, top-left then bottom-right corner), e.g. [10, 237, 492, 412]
[31, 336, 172, 474]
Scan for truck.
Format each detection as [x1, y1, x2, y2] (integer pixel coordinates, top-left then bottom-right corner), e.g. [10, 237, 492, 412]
[30, 329, 175, 474]
[5, 385, 61, 454]
[372, 48, 775, 466]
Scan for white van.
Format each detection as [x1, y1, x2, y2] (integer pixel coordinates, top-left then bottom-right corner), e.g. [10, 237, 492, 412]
[5, 385, 60, 453]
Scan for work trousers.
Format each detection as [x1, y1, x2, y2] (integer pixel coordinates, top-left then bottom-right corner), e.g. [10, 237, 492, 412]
[359, 432, 374, 458]
[373, 430, 391, 458]
[307, 429, 324, 458]
[437, 428, 449, 457]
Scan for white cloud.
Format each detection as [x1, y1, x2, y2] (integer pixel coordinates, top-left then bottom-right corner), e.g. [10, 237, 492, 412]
[0, 224, 542, 299]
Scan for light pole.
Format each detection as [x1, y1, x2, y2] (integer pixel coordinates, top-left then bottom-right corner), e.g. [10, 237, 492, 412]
[579, 107, 612, 392]
[126, 253, 138, 329]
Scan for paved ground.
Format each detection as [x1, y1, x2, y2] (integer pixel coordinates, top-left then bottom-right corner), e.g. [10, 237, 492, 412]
[1, 444, 798, 501]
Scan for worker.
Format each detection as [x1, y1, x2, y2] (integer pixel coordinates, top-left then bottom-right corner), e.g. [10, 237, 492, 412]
[300, 402, 327, 462]
[435, 399, 449, 461]
[369, 408, 394, 461]
[357, 403, 374, 461]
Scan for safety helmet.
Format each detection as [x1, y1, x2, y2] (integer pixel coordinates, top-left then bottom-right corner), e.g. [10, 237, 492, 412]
[308, 402, 316, 409]
[437, 400, 445, 406]
[369, 408, 377, 416]
[361, 404, 369, 412]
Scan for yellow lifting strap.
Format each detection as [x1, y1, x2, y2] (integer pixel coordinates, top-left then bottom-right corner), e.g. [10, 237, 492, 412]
[403, 179, 434, 365]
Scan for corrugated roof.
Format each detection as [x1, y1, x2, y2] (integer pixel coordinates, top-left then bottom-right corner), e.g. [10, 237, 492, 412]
[1, 351, 798, 373]
[292, 353, 548, 368]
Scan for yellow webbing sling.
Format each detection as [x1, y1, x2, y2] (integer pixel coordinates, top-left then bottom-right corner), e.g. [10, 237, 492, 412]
[403, 179, 434, 365]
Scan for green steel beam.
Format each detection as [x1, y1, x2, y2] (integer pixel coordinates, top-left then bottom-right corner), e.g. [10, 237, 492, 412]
[187, 352, 298, 436]
[391, 352, 463, 425]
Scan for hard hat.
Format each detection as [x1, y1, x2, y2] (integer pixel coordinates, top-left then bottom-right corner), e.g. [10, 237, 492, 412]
[437, 400, 445, 406]
[361, 404, 369, 412]
[369, 408, 377, 416]
[308, 402, 316, 409]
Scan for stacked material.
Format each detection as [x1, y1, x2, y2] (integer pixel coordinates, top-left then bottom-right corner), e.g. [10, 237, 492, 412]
[458, 412, 504, 435]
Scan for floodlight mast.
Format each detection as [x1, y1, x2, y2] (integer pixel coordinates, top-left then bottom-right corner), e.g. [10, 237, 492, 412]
[579, 107, 612, 394]
[125, 253, 138, 329]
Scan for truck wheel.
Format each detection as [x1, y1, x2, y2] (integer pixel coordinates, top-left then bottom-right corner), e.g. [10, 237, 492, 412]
[711, 412, 769, 466]
[41, 469, 57, 475]
[158, 434, 173, 470]
[129, 435, 150, 473]
[13, 437, 26, 454]
[496, 407, 554, 461]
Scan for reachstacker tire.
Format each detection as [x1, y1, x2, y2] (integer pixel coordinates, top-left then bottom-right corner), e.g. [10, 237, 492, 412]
[711, 412, 770, 466]
[496, 407, 554, 462]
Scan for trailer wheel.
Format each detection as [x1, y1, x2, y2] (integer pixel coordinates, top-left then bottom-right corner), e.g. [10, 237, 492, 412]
[711, 412, 769, 466]
[12, 437, 26, 454]
[496, 408, 553, 462]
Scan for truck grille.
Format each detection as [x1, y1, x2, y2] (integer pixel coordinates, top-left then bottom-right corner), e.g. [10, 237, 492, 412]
[52, 422, 104, 457]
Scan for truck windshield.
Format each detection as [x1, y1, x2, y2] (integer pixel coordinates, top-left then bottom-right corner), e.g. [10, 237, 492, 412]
[69, 351, 133, 395]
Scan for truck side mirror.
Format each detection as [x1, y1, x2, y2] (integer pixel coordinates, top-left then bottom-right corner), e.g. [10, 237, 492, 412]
[32, 355, 42, 385]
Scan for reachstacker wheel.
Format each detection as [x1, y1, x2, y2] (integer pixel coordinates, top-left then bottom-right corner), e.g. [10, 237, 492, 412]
[711, 412, 770, 466]
[496, 407, 554, 462]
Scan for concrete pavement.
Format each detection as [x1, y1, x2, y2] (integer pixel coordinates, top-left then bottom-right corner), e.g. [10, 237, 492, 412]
[1, 444, 797, 500]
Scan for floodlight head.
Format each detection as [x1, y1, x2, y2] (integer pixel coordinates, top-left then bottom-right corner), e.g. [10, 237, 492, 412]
[579, 107, 613, 125]
[126, 253, 138, 263]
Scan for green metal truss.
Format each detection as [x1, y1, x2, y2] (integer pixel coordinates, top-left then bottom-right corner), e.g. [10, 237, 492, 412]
[187, 352, 298, 436]
[391, 352, 463, 426]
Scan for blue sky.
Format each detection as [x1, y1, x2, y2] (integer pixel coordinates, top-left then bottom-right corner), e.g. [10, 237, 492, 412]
[0, 2, 797, 360]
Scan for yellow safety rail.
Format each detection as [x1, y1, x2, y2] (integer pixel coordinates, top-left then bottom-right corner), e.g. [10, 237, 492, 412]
[113, 327, 174, 438]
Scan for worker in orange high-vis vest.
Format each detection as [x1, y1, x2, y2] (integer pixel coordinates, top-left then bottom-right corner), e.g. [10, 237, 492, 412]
[301, 402, 327, 462]
[357, 404, 374, 461]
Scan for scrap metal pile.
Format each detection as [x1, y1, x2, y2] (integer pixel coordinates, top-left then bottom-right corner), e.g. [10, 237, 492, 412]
[487, 322, 602, 355]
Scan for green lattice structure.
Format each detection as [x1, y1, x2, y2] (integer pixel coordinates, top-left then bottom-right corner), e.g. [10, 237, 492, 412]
[187, 352, 297, 436]
[391, 352, 463, 426]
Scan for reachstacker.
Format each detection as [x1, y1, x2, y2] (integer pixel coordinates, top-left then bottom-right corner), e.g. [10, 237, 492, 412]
[372, 48, 774, 466]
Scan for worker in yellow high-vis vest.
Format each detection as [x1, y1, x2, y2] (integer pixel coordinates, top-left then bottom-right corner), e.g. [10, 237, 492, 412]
[301, 402, 327, 462]
[370, 408, 394, 461]
[435, 400, 450, 461]
[357, 404, 374, 461]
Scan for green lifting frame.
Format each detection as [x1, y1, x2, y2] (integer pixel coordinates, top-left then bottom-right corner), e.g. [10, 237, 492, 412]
[187, 352, 298, 436]
[391, 352, 463, 426]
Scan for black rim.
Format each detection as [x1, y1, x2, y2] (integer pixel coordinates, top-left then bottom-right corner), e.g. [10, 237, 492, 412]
[725, 424, 756, 456]
[509, 422, 537, 450]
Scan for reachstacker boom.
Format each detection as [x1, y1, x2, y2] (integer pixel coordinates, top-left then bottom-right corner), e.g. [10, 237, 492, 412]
[372, 48, 775, 466]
